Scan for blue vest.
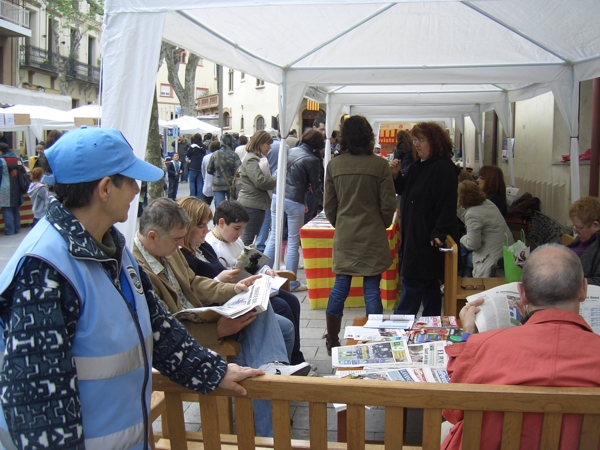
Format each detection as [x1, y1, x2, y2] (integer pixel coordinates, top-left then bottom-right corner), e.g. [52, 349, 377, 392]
[0, 219, 153, 450]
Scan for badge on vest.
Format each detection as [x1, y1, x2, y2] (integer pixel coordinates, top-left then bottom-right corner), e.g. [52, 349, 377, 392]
[127, 266, 144, 294]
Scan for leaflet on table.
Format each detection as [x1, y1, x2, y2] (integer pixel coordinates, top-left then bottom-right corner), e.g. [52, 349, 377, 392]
[407, 341, 448, 368]
[332, 340, 411, 368]
[343, 326, 408, 341]
[580, 285, 600, 334]
[413, 316, 459, 329]
[363, 314, 415, 329]
[337, 367, 449, 383]
[174, 275, 271, 321]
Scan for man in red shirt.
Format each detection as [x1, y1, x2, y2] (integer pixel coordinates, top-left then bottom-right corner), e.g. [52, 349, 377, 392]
[442, 243, 600, 450]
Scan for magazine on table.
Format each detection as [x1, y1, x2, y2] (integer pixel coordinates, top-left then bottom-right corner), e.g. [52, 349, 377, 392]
[344, 326, 408, 341]
[407, 327, 464, 344]
[407, 341, 448, 369]
[331, 340, 411, 368]
[174, 275, 271, 321]
[337, 366, 449, 383]
[413, 316, 459, 329]
[363, 314, 415, 329]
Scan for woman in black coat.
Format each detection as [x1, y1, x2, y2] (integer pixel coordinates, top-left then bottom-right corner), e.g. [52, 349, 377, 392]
[391, 122, 460, 316]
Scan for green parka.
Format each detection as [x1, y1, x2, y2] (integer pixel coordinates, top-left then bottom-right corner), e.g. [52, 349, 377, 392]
[324, 152, 397, 276]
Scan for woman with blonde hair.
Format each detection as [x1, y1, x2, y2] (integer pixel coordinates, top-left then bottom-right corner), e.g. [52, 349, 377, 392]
[458, 180, 513, 277]
[237, 130, 276, 246]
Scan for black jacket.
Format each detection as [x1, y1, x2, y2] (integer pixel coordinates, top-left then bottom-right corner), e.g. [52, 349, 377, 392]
[186, 144, 206, 172]
[395, 156, 460, 280]
[279, 143, 323, 207]
[181, 243, 224, 279]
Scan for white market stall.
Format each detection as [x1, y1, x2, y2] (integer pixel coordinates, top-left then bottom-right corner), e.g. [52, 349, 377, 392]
[165, 115, 221, 135]
[102, 0, 600, 262]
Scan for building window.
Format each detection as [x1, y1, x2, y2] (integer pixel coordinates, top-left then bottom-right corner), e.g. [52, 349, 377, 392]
[240, 116, 244, 131]
[197, 58, 203, 66]
[256, 78, 265, 88]
[255, 115, 265, 132]
[160, 84, 172, 97]
[223, 111, 231, 129]
[228, 70, 234, 93]
[240, 72, 245, 82]
[180, 51, 187, 64]
[196, 87, 208, 98]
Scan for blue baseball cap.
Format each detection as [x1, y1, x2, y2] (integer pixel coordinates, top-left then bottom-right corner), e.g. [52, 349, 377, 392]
[44, 126, 164, 184]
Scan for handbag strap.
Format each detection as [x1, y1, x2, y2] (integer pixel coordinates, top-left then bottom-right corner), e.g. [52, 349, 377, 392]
[214, 152, 231, 186]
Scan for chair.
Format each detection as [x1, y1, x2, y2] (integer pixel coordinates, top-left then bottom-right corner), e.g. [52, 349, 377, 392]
[443, 235, 505, 317]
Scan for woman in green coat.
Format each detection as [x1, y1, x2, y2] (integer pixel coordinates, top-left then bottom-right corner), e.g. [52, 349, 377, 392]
[323, 116, 397, 354]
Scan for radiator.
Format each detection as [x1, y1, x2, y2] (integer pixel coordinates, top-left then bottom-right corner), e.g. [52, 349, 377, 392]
[510, 176, 569, 227]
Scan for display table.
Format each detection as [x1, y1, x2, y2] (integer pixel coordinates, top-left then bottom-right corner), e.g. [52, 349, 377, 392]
[0, 195, 33, 230]
[300, 212, 400, 310]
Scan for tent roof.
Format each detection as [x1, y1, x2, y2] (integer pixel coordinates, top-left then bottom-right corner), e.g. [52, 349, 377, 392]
[165, 115, 221, 134]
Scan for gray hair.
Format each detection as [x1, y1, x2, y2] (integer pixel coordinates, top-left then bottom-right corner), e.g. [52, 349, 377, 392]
[139, 198, 191, 237]
[521, 243, 583, 307]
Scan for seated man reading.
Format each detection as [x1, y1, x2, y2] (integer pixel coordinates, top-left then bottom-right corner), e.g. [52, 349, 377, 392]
[134, 198, 309, 437]
[442, 243, 600, 450]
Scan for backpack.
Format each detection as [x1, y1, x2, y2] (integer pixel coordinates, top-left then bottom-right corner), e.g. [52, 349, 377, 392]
[230, 167, 243, 200]
[18, 164, 30, 195]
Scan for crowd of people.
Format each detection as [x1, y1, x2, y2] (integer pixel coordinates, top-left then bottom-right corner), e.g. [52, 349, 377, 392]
[0, 117, 598, 448]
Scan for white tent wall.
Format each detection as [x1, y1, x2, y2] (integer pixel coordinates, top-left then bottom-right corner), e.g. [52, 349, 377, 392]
[101, 11, 166, 241]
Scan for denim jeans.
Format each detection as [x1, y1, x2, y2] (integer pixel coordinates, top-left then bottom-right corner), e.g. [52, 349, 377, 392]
[213, 190, 230, 208]
[264, 194, 304, 289]
[270, 290, 304, 364]
[242, 207, 265, 247]
[459, 242, 473, 277]
[188, 169, 203, 198]
[395, 277, 442, 316]
[326, 274, 383, 317]
[167, 177, 179, 200]
[2, 206, 20, 235]
[227, 302, 290, 437]
[256, 210, 271, 252]
[180, 159, 188, 182]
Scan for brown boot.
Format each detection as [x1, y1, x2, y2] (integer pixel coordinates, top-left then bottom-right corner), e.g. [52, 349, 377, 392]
[325, 314, 342, 356]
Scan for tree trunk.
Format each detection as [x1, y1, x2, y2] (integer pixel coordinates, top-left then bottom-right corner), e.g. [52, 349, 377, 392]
[147, 89, 165, 201]
[163, 42, 199, 116]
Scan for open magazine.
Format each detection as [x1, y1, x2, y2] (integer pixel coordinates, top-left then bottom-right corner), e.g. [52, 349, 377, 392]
[233, 238, 270, 275]
[467, 283, 600, 334]
[174, 275, 271, 321]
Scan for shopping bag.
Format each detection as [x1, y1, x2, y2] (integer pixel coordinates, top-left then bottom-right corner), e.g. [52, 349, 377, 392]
[503, 231, 529, 282]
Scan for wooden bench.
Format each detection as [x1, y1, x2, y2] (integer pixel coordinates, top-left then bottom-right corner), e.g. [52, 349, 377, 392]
[151, 371, 600, 450]
[443, 235, 505, 317]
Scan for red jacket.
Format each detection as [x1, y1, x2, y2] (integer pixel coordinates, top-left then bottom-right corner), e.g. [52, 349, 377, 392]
[442, 309, 600, 450]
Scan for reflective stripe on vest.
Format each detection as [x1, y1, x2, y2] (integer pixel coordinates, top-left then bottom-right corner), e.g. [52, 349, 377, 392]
[75, 335, 153, 380]
[85, 421, 145, 450]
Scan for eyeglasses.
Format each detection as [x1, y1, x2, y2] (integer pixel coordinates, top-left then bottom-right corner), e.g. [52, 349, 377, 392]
[412, 138, 427, 145]
[572, 224, 586, 233]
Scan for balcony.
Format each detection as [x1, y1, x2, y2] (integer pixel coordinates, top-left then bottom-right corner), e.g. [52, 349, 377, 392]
[21, 45, 100, 85]
[197, 93, 219, 111]
[0, 0, 30, 38]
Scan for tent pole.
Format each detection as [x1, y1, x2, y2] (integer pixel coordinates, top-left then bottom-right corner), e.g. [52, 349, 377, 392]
[324, 93, 332, 173]
[491, 111, 498, 165]
[507, 138, 516, 187]
[273, 72, 288, 270]
[217, 65, 223, 130]
[589, 78, 600, 197]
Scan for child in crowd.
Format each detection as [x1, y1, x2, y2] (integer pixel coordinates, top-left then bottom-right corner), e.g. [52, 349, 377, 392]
[206, 200, 306, 365]
[27, 168, 48, 226]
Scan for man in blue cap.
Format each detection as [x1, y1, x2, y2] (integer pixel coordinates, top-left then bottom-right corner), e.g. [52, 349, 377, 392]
[0, 127, 262, 449]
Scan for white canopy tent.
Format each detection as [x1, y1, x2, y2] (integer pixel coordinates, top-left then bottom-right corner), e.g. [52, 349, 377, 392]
[1, 105, 75, 155]
[165, 115, 221, 135]
[69, 104, 102, 120]
[102, 0, 600, 259]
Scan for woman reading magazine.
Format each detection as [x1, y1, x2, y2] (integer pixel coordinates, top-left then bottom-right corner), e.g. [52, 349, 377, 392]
[177, 197, 307, 366]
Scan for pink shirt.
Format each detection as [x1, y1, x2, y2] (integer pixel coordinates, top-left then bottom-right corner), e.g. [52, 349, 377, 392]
[442, 309, 600, 450]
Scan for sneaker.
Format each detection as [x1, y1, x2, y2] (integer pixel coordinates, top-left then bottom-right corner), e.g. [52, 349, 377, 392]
[292, 282, 308, 292]
[259, 361, 311, 376]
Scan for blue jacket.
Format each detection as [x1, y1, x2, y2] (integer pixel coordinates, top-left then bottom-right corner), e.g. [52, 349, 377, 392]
[0, 198, 228, 449]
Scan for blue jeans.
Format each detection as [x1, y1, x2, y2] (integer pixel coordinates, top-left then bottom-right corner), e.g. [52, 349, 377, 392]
[326, 274, 383, 317]
[213, 190, 230, 208]
[228, 302, 290, 437]
[459, 243, 473, 277]
[264, 195, 304, 289]
[2, 206, 20, 235]
[180, 159, 188, 182]
[395, 277, 442, 316]
[270, 290, 304, 364]
[188, 169, 203, 198]
[256, 210, 271, 252]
